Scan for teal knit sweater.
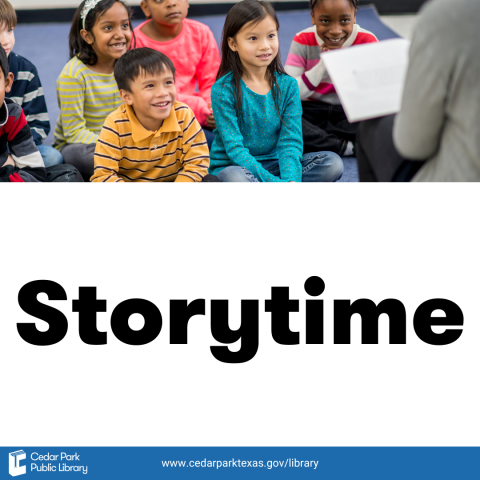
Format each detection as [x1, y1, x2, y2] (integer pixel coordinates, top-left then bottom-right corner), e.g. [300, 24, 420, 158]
[209, 72, 303, 182]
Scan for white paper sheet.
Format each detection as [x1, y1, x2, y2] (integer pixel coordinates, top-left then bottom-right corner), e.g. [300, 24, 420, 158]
[321, 38, 411, 122]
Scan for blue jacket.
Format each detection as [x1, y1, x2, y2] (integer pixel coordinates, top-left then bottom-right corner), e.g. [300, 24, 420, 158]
[7, 52, 51, 145]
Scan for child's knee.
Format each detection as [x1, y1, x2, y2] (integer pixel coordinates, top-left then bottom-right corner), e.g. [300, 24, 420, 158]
[38, 145, 64, 168]
[327, 153, 344, 179]
[217, 166, 256, 183]
[302, 151, 344, 182]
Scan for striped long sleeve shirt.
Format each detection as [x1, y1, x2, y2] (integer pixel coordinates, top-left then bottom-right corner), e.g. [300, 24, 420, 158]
[7, 52, 50, 145]
[91, 102, 209, 182]
[285, 24, 378, 104]
[53, 57, 123, 150]
[0, 99, 44, 169]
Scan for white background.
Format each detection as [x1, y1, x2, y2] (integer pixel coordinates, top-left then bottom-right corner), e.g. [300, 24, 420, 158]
[1, 185, 479, 446]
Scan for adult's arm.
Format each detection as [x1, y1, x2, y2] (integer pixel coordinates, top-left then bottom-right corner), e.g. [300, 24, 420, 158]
[393, 5, 451, 160]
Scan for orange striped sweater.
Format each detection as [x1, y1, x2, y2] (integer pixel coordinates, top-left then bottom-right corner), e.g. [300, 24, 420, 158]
[91, 102, 209, 182]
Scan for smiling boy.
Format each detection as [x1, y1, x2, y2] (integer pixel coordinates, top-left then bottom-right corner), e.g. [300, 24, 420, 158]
[91, 48, 211, 182]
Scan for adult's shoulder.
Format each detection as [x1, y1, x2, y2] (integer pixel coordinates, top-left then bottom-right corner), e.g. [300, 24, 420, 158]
[409, 0, 477, 61]
[415, 0, 478, 42]
[420, 0, 475, 20]
[422, 0, 478, 32]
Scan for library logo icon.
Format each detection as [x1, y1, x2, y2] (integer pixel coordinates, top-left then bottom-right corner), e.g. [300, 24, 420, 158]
[9, 450, 26, 476]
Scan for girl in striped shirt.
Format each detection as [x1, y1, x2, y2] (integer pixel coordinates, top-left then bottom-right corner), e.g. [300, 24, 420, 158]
[53, 0, 134, 180]
[285, 0, 377, 157]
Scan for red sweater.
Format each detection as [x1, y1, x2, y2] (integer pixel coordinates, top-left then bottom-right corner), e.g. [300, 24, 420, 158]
[285, 24, 378, 104]
[134, 18, 221, 126]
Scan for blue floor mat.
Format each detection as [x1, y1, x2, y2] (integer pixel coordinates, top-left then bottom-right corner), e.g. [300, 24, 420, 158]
[339, 157, 359, 183]
[13, 5, 399, 182]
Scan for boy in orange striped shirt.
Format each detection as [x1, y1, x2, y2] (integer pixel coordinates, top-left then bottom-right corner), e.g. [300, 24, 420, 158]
[91, 48, 215, 182]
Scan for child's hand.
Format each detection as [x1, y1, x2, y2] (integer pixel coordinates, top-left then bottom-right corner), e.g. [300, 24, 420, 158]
[206, 103, 216, 129]
[206, 115, 216, 129]
[4, 155, 15, 168]
[320, 44, 331, 53]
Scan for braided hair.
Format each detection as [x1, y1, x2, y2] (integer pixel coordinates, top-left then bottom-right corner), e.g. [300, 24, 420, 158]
[310, 0, 359, 12]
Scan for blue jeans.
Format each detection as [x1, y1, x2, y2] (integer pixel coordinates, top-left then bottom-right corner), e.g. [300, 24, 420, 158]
[37, 144, 64, 168]
[216, 151, 343, 182]
[203, 128, 215, 149]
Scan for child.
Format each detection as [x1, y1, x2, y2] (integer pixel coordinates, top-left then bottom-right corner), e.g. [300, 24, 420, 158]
[0, 46, 82, 182]
[0, 0, 63, 168]
[134, 0, 221, 147]
[285, 0, 377, 156]
[209, 0, 343, 182]
[91, 48, 213, 182]
[53, 0, 134, 180]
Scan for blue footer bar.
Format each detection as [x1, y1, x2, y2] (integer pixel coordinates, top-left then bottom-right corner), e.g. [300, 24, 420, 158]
[3, 447, 479, 479]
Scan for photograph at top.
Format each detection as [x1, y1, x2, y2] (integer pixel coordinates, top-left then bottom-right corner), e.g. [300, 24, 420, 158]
[1, 0, 478, 182]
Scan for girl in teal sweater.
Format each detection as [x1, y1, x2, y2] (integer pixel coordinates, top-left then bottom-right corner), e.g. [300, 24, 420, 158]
[209, 0, 343, 182]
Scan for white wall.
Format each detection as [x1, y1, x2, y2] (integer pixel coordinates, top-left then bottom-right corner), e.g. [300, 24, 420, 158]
[11, 0, 301, 8]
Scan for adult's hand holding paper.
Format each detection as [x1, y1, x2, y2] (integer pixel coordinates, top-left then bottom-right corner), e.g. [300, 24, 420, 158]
[321, 39, 410, 122]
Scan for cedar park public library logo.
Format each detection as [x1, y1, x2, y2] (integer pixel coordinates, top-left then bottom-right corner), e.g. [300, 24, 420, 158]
[9, 450, 26, 476]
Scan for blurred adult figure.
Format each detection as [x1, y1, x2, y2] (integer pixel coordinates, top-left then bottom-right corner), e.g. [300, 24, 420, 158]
[357, 0, 480, 182]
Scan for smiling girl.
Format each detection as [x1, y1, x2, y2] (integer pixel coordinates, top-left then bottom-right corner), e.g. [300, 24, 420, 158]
[285, 0, 377, 157]
[209, 0, 342, 182]
[53, 0, 134, 180]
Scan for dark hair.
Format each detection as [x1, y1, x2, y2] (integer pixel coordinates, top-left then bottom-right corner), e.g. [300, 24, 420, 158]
[217, 0, 286, 119]
[69, 0, 135, 66]
[0, 45, 8, 80]
[310, 0, 358, 12]
[114, 48, 176, 92]
[0, 0, 17, 29]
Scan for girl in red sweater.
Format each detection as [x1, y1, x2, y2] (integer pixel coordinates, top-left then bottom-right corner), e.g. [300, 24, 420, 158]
[134, 0, 221, 147]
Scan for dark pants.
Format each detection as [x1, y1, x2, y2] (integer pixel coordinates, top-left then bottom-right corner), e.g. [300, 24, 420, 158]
[203, 128, 215, 150]
[61, 143, 96, 182]
[202, 174, 221, 182]
[46, 164, 84, 182]
[0, 164, 83, 182]
[356, 115, 424, 182]
[302, 101, 357, 155]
